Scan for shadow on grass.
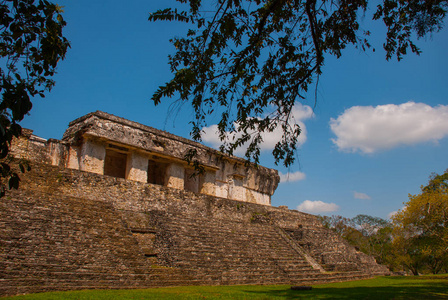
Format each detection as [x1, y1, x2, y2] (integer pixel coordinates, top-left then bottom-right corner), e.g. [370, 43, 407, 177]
[243, 283, 448, 299]
[385, 275, 448, 281]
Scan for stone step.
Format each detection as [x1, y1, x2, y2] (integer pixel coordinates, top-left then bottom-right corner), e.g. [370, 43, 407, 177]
[173, 263, 317, 273]
[153, 213, 322, 284]
[171, 255, 313, 265]
[171, 251, 309, 261]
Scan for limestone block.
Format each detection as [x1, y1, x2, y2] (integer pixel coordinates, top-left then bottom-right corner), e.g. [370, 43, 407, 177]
[67, 146, 81, 170]
[215, 181, 228, 198]
[80, 140, 106, 175]
[166, 163, 185, 190]
[9, 135, 29, 159]
[48, 141, 68, 167]
[200, 170, 216, 196]
[126, 152, 148, 183]
[230, 176, 245, 201]
[246, 190, 271, 205]
[245, 168, 279, 196]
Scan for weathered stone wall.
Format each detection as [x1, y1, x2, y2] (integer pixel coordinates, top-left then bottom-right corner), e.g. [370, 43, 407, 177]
[79, 137, 105, 174]
[0, 161, 388, 296]
[9, 129, 69, 167]
[60, 111, 280, 204]
[12, 112, 279, 206]
[1, 184, 196, 296]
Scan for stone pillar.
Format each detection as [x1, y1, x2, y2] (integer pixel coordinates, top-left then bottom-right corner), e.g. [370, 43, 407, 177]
[48, 140, 68, 167]
[227, 176, 234, 200]
[200, 170, 216, 196]
[66, 146, 81, 170]
[79, 139, 106, 175]
[126, 152, 149, 183]
[231, 176, 245, 201]
[166, 163, 185, 190]
[215, 181, 228, 199]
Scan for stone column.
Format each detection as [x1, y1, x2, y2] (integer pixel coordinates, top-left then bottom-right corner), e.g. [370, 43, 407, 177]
[126, 152, 149, 183]
[79, 139, 106, 175]
[200, 170, 216, 196]
[66, 146, 81, 170]
[227, 176, 234, 200]
[166, 163, 185, 190]
[214, 180, 228, 198]
[231, 176, 245, 201]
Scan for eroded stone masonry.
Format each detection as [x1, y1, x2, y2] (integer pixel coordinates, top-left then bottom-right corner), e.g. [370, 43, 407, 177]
[1, 112, 389, 296]
[14, 111, 279, 205]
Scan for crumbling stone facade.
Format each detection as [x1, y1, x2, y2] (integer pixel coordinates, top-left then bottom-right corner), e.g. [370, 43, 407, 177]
[1, 112, 390, 297]
[12, 111, 279, 205]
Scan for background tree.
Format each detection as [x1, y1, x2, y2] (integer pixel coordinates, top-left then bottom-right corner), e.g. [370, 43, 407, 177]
[392, 169, 448, 275]
[149, 0, 447, 166]
[320, 170, 448, 274]
[0, 0, 69, 196]
[391, 231, 427, 275]
[351, 214, 391, 258]
[319, 214, 394, 268]
[423, 168, 448, 192]
[319, 214, 352, 237]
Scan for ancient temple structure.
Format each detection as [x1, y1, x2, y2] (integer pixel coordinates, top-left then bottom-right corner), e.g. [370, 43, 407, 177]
[14, 111, 279, 205]
[1, 111, 389, 297]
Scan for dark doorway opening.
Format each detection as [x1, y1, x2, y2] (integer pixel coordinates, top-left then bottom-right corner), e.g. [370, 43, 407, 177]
[104, 149, 127, 179]
[184, 168, 203, 193]
[147, 160, 168, 186]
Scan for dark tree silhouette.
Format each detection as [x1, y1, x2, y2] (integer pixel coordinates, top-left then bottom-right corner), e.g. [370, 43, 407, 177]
[0, 0, 70, 196]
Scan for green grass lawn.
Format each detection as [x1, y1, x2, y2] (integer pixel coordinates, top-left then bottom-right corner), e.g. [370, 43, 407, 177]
[5, 275, 448, 300]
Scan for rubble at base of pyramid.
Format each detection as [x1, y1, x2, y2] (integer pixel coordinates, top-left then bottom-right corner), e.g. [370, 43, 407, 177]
[11, 111, 280, 205]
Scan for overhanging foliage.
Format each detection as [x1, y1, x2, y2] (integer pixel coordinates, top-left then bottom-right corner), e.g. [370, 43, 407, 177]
[149, 0, 447, 166]
[0, 0, 70, 196]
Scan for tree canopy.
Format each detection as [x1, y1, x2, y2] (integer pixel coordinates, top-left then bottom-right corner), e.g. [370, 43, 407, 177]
[320, 214, 393, 267]
[149, 0, 447, 166]
[423, 168, 448, 192]
[392, 169, 448, 275]
[0, 0, 70, 196]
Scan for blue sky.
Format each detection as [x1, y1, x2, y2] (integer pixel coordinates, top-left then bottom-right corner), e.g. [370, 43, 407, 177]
[20, 0, 448, 220]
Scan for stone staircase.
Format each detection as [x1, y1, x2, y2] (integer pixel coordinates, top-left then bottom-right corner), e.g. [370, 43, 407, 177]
[160, 215, 319, 285]
[138, 212, 376, 286]
[283, 226, 390, 275]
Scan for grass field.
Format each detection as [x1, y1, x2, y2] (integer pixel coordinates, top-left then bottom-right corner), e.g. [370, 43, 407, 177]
[5, 275, 448, 299]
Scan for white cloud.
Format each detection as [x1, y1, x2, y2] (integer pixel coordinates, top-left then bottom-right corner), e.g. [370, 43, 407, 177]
[279, 171, 306, 183]
[297, 200, 340, 214]
[202, 103, 314, 155]
[330, 102, 448, 153]
[353, 191, 371, 200]
[387, 210, 398, 219]
[388, 207, 405, 219]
